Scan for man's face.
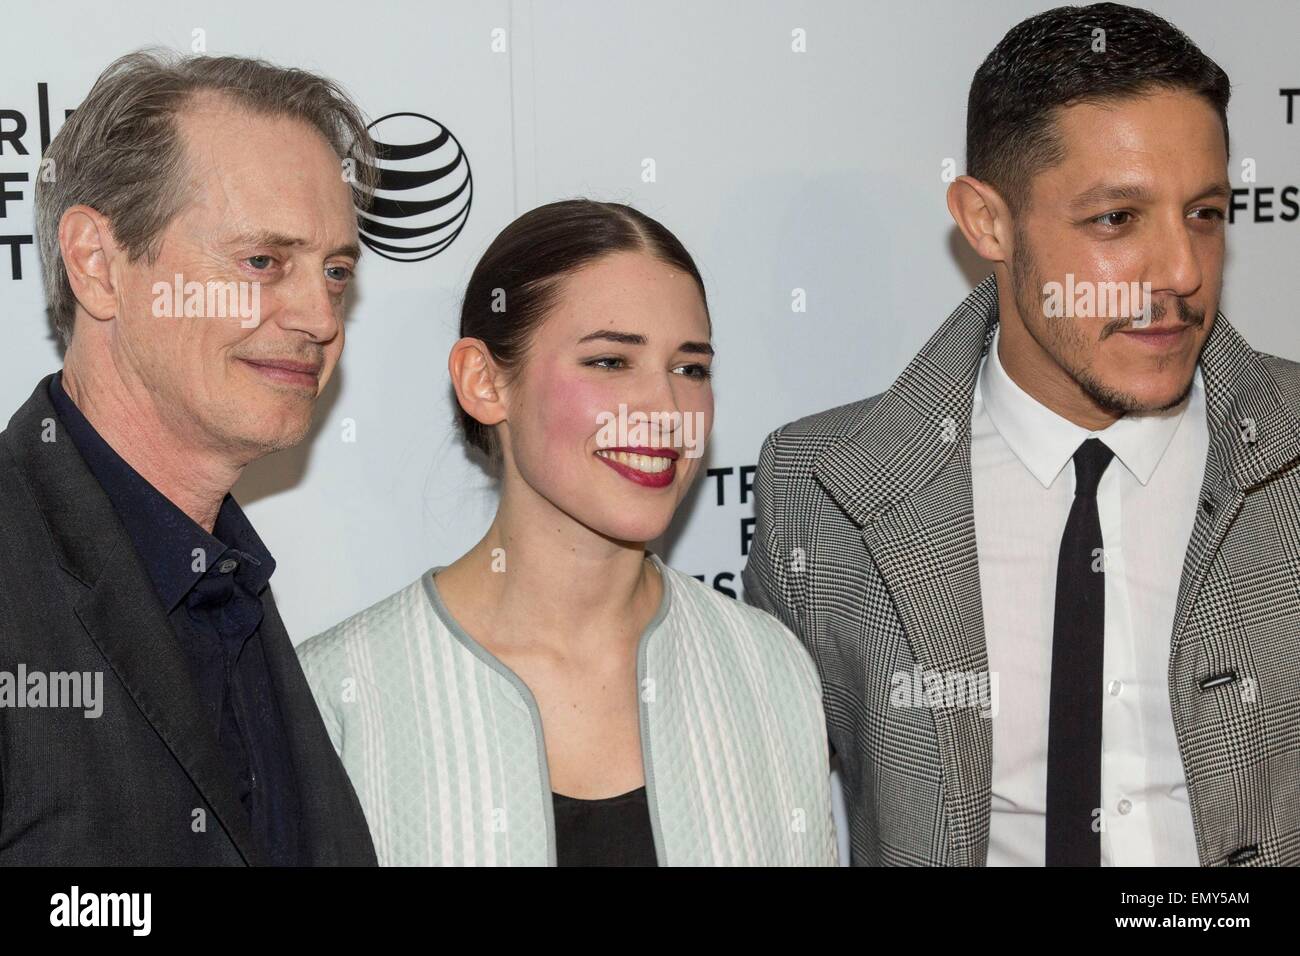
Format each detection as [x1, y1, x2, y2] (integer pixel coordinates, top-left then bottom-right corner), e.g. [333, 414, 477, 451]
[1008, 89, 1228, 414]
[109, 93, 359, 461]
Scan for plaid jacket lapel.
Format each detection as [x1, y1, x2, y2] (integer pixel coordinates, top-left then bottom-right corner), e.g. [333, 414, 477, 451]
[1173, 311, 1300, 648]
[813, 274, 1000, 865]
[1168, 311, 1300, 864]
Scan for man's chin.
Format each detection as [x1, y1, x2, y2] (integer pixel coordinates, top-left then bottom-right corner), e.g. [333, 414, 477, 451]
[1083, 372, 1196, 417]
[227, 416, 315, 457]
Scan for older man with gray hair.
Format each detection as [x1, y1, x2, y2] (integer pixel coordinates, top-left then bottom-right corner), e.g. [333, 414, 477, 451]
[0, 49, 378, 864]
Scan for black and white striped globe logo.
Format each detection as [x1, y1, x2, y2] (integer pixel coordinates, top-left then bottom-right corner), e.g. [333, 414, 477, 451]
[358, 112, 472, 262]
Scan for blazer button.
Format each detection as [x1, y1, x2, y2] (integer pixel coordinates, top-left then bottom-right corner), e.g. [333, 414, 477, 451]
[1227, 845, 1259, 865]
[1201, 497, 1216, 517]
[1198, 669, 1237, 691]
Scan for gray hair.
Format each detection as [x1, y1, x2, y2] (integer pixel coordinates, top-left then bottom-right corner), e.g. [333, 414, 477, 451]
[35, 48, 378, 347]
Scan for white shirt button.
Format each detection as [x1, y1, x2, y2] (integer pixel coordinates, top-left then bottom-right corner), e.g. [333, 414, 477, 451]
[1107, 679, 1124, 697]
[1117, 798, 1133, 815]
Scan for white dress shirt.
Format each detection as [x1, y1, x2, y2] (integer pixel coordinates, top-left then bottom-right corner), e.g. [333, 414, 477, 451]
[972, 323, 1208, 866]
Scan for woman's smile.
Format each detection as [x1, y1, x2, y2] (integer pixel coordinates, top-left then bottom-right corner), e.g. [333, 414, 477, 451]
[594, 446, 679, 488]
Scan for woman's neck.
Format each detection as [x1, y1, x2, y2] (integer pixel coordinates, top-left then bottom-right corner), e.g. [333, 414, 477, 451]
[436, 488, 663, 656]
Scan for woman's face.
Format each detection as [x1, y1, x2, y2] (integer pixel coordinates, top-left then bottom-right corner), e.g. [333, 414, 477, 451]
[499, 249, 715, 545]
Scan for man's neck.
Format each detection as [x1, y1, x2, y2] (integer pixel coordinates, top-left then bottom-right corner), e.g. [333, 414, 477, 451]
[995, 292, 1121, 433]
[60, 358, 240, 533]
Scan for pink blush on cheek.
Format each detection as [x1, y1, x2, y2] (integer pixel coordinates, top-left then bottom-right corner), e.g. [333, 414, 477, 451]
[537, 371, 615, 449]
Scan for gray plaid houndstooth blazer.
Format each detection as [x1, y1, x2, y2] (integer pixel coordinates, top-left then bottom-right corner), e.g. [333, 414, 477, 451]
[742, 273, 1300, 866]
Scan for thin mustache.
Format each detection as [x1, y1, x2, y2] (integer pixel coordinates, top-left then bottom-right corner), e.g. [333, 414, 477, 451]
[1099, 298, 1206, 339]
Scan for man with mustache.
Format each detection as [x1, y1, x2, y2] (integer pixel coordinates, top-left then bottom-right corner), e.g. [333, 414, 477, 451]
[746, 3, 1300, 865]
[0, 50, 377, 864]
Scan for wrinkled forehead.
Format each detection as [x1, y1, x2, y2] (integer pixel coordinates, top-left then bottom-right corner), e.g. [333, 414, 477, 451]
[172, 92, 357, 241]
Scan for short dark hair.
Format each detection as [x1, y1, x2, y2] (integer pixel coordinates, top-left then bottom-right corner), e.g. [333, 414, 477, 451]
[456, 199, 710, 460]
[966, 2, 1231, 212]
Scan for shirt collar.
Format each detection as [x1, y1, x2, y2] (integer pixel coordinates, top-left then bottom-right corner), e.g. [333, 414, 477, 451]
[977, 323, 1201, 490]
[48, 372, 275, 611]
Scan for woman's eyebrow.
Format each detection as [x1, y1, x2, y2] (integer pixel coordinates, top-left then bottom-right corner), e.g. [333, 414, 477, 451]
[577, 330, 645, 346]
[576, 329, 714, 355]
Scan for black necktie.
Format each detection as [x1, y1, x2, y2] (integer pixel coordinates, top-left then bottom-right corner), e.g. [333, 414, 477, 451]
[1046, 437, 1115, 866]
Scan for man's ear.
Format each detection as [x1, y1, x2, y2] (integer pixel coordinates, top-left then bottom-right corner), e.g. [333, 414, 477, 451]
[59, 204, 121, 322]
[448, 337, 508, 431]
[946, 175, 1014, 265]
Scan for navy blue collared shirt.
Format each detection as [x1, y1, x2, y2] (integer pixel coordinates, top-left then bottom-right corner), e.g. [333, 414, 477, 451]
[50, 372, 302, 865]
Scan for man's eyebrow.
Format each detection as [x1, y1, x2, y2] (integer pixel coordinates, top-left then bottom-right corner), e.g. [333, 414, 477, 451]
[577, 329, 714, 356]
[678, 340, 714, 356]
[1068, 180, 1233, 212]
[225, 229, 362, 260]
[1068, 182, 1155, 211]
[1190, 180, 1233, 203]
[227, 229, 305, 249]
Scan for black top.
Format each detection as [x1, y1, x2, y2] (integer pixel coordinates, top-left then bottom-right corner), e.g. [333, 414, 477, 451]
[552, 786, 658, 867]
[49, 373, 302, 865]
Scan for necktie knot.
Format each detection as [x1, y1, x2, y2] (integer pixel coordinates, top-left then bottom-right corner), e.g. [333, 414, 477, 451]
[1072, 438, 1114, 498]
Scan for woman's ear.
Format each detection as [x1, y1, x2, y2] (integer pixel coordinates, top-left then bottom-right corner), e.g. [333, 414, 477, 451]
[448, 337, 508, 430]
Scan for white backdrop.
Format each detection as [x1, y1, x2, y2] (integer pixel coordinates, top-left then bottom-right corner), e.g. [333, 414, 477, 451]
[3, 0, 1298, 863]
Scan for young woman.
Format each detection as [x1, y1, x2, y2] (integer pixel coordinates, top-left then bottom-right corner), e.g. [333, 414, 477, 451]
[298, 199, 836, 866]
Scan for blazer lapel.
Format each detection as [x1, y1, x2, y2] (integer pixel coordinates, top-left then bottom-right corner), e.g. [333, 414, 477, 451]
[74, 559, 268, 865]
[4, 375, 267, 865]
[1166, 315, 1300, 862]
[1171, 314, 1300, 651]
[813, 275, 1000, 865]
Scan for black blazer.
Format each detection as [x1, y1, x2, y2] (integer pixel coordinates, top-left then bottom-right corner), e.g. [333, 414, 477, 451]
[0, 374, 377, 865]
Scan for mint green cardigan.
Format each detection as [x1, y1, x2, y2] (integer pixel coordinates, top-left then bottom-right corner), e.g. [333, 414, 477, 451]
[297, 552, 837, 866]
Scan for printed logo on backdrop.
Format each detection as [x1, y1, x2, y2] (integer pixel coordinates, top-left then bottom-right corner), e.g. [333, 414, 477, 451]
[0, 82, 72, 281]
[357, 112, 471, 262]
[1231, 87, 1300, 224]
[686, 465, 758, 599]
